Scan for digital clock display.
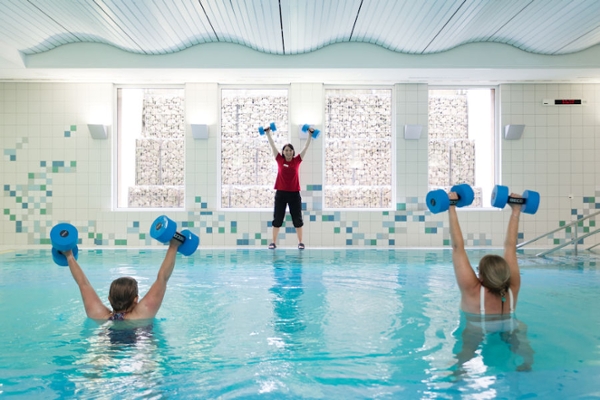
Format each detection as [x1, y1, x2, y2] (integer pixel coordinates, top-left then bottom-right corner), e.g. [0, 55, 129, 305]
[555, 99, 581, 105]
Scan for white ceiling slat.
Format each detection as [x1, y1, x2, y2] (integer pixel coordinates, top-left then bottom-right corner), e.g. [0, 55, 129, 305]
[92, 0, 158, 54]
[0, 1, 69, 53]
[239, 0, 270, 51]
[533, 1, 600, 54]
[119, 0, 180, 54]
[279, 0, 295, 54]
[227, 0, 253, 46]
[259, 0, 282, 54]
[1, 0, 600, 63]
[47, 0, 145, 53]
[180, 0, 218, 45]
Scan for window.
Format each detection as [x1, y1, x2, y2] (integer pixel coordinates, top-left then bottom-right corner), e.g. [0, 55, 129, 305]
[428, 88, 497, 208]
[324, 88, 393, 209]
[116, 87, 185, 208]
[220, 88, 289, 209]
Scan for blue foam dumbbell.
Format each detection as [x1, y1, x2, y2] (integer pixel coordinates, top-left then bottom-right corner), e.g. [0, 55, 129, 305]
[491, 185, 540, 214]
[426, 184, 475, 214]
[258, 122, 277, 136]
[150, 215, 199, 256]
[50, 223, 79, 267]
[301, 124, 321, 139]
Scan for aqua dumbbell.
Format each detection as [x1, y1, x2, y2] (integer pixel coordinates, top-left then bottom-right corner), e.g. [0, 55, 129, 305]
[258, 122, 277, 136]
[50, 223, 79, 267]
[150, 215, 199, 256]
[491, 185, 540, 214]
[426, 184, 475, 214]
[301, 124, 321, 139]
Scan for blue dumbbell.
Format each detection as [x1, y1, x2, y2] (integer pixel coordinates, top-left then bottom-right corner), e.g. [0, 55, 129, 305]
[50, 223, 79, 267]
[491, 185, 540, 214]
[150, 215, 199, 256]
[426, 184, 475, 214]
[258, 122, 277, 136]
[301, 124, 321, 139]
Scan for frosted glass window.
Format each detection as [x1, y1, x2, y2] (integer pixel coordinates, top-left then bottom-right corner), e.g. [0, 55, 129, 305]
[324, 89, 393, 209]
[116, 87, 185, 209]
[428, 88, 497, 208]
[220, 88, 289, 209]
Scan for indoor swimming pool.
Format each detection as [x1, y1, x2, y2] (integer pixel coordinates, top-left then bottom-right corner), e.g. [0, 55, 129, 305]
[0, 248, 598, 399]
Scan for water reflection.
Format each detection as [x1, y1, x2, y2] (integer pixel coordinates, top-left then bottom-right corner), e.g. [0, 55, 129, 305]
[451, 313, 535, 378]
[67, 319, 168, 399]
[269, 251, 306, 342]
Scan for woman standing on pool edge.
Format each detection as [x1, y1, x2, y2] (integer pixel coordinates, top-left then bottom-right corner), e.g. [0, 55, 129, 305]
[62, 239, 181, 320]
[264, 126, 313, 250]
[449, 190, 534, 373]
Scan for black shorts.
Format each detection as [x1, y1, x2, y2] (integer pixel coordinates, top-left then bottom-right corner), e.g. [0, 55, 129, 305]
[272, 190, 303, 228]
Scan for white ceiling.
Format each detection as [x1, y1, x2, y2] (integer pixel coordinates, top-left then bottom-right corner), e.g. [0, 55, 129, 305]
[2, 0, 600, 84]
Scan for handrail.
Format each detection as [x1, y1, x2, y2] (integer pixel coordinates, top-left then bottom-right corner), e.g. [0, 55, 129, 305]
[516, 210, 600, 249]
[536, 227, 600, 257]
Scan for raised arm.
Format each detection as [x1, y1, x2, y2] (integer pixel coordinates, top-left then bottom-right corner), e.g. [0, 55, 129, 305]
[65, 250, 111, 319]
[265, 129, 279, 158]
[133, 239, 180, 319]
[448, 193, 479, 293]
[504, 193, 522, 293]
[299, 132, 313, 160]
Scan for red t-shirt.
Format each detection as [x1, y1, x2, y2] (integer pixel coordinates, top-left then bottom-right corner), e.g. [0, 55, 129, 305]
[274, 153, 302, 192]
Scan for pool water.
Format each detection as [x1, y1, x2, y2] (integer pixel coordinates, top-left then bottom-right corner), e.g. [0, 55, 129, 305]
[1, 249, 599, 399]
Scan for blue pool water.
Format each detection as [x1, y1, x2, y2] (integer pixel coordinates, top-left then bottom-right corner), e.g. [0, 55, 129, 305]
[0, 249, 599, 399]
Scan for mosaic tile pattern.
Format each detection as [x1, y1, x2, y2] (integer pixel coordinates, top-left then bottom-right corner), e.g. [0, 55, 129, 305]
[3, 137, 28, 161]
[64, 125, 77, 138]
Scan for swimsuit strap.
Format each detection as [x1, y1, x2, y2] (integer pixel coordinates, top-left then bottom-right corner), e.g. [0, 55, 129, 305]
[508, 287, 514, 314]
[480, 285, 486, 315]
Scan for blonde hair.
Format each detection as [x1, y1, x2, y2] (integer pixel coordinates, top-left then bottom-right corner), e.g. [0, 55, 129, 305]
[108, 277, 138, 312]
[478, 254, 511, 300]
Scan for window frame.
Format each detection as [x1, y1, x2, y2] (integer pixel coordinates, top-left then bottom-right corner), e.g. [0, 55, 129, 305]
[218, 84, 291, 211]
[427, 85, 500, 210]
[322, 85, 396, 211]
[112, 84, 187, 212]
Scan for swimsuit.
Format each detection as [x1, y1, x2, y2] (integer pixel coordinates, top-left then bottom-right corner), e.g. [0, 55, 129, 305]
[468, 287, 516, 334]
[109, 312, 126, 321]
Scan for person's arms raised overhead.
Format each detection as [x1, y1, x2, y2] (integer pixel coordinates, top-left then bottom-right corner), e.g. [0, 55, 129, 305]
[65, 250, 111, 319]
[504, 193, 522, 293]
[448, 193, 479, 293]
[132, 239, 180, 319]
[265, 128, 279, 159]
[299, 132, 313, 160]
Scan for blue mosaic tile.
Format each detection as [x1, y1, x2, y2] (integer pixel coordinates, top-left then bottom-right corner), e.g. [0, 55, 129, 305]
[133, 221, 139, 228]
[310, 215, 316, 222]
[207, 227, 213, 233]
[389, 239, 395, 245]
[395, 215, 407, 222]
[236, 239, 249, 245]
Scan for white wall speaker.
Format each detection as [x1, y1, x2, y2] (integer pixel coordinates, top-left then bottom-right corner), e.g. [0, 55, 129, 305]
[191, 124, 208, 139]
[87, 124, 108, 140]
[404, 124, 422, 140]
[504, 124, 525, 140]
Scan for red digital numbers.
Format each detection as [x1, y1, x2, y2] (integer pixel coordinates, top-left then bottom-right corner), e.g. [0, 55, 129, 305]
[554, 99, 581, 105]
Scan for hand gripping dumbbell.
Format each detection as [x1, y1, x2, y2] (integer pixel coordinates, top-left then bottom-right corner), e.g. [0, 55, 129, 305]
[150, 215, 199, 256]
[50, 223, 79, 267]
[426, 184, 475, 214]
[258, 122, 277, 136]
[301, 124, 321, 139]
[491, 185, 540, 214]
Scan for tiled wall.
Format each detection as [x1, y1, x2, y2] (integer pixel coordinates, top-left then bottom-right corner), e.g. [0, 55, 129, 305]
[1, 82, 599, 249]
